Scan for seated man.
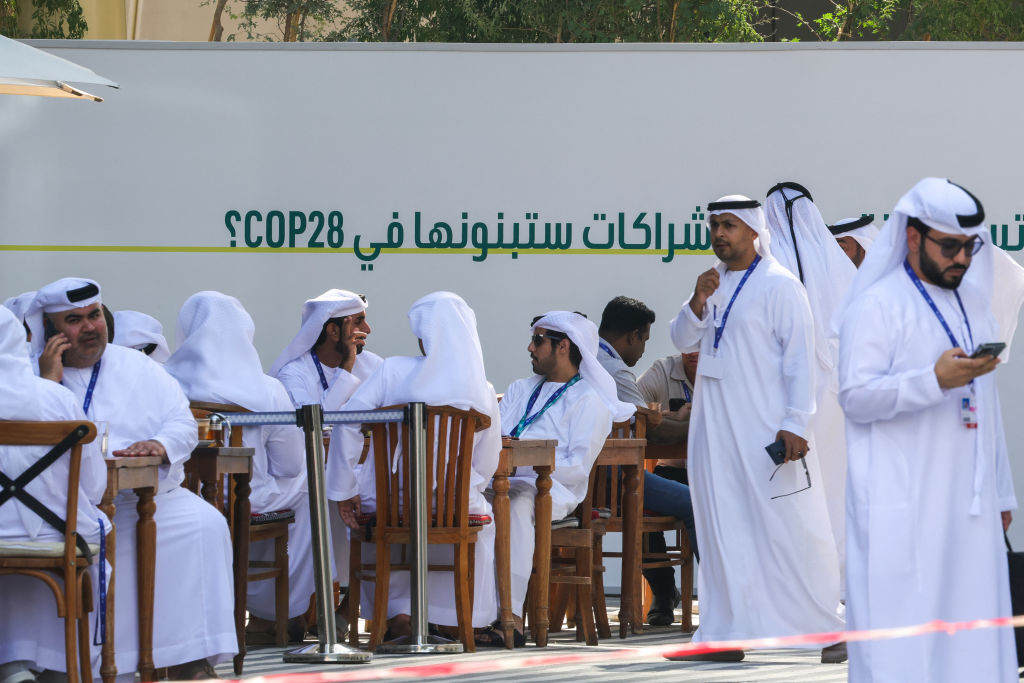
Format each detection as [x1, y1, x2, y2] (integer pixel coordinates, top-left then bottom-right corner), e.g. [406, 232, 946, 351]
[0, 307, 108, 683]
[112, 310, 171, 363]
[324, 291, 500, 639]
[271, 289, 383, 411]
[29, 278, 236, 680]
[165, 291, 311, 643]
[596, 296, 698, 626]
[492, 311, 635, 645]
[637, 350, 700, 486]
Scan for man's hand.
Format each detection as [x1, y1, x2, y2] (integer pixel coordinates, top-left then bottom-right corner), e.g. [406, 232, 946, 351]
[338, 317, 362, 373]
[689, 268, 720, 318]
[1003, 510, 1013, 532]
[337, 497, 361, 530]
[38, 332, 71, 382]
[776, 430, 810, 464]
[112, 439, 167, 460]
[935, 348, 1000, 389]
[664, 403, 692, 422]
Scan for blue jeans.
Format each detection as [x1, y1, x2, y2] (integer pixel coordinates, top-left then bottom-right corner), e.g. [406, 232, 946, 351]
[642, 467, 698, 599]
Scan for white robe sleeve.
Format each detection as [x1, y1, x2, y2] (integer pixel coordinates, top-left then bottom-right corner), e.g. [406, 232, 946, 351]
[839, 296, 946, 424]
[775, 279, 817, 437]
[670, 296, 709, 353]
[276, 362, 317, 409]
[263, 382, 305, 479]
[322, 369, 361, 411]
[150, 367, 199, 466]
[324, 365, 388, 502]
[554, 390, 611, 498]
[993, 393, 1018, 512]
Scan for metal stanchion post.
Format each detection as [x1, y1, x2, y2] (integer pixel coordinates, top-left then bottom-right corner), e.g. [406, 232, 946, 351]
[284, 404, 371, 663]
[376, 402, 462, 654]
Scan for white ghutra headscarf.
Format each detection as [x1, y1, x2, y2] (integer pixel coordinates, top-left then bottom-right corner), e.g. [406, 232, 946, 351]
[112, 310, 171, 363]
[531, 311, 635, 422]
[829, 215, 880, 252]
[707, 195, 773, 261]
[269, 289, 368, 377]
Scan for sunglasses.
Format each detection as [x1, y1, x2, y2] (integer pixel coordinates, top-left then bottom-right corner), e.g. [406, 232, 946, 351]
[920, 231, 984, 258]
[769, 457, 812, 500]
[531, 333, 566, 346]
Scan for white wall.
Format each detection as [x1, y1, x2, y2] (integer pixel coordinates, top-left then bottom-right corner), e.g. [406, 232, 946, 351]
[4, 41, 1024, 559]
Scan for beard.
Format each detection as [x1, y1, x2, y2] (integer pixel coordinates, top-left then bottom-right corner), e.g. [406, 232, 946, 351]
[920, 245, 967, 290]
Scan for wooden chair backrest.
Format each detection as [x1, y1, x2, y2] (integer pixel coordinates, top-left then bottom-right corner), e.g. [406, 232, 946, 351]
[587, 409, 649, 528]
[365, 404, 490, 531]
[0, 421, 97, 566]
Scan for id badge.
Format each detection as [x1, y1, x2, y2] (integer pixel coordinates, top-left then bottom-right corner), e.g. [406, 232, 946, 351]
[699, 354, 725, 379]
[961, 396, 978, 429]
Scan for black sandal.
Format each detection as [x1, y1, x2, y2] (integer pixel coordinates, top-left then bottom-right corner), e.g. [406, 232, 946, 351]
[474, 623, 525, 648]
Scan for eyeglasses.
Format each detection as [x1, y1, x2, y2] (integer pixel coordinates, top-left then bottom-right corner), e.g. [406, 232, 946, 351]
[531, 333, 565, 346]
[769, 457, 812, 500]
[921, 232, 984, 259]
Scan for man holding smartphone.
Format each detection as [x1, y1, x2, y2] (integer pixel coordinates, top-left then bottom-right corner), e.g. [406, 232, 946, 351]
[837, 179, 1017, 682]
[667, 195, 843, 663]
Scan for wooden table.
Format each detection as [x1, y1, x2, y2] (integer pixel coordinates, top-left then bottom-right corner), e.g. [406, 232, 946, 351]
[596, 438, 645, 638]
[493, 437, 556, 648]
[99, 456, 162, 683]
[185, 446, 254, 675]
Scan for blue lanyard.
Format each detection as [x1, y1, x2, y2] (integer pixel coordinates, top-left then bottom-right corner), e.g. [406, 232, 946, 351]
[682, 382, 692, 403]
[82, 360, 101, 415]
[511, 374, 581, 438]
[598, 340, 616, 359]
[712, 255, 761, 351]
[903, 260, 974, 351]
[310, 349, 329, 392]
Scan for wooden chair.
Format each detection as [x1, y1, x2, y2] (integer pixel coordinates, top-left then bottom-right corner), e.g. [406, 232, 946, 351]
[188, 402, 294, 647]
[596, 413, 693, 635]
[0, 421, 100, 683]
[347, 404, 491, 652]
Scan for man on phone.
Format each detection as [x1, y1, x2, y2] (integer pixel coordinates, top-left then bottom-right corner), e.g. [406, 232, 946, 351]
[837, 179, 1017, 682]
[27, 278, 236, 680]
[667, 196, 843, 663]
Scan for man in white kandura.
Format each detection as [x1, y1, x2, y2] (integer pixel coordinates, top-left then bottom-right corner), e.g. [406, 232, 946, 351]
[667, 196, 845, 664]
[765, 181, 856, 598]
[165, 291, 312, 644]
[493, 311, 635, 647]
[28, 278, 236, 681]
[837, 178, 1018, 682]
[271, 289, 383, 411]
[829, 215, 880, 268]
[112, 310, 171, 364]
[324, 291, 500, 641]
[0, 307, 108, 683]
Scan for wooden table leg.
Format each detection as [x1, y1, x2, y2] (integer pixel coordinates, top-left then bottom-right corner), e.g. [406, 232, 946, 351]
[492, 469, 513, 649]
[134, 487, 157, 682]
[232, 473, 251, 675]
[533, 465, 553, 648]
[620, 464, 640, 638]
[98, 492, 117, 683]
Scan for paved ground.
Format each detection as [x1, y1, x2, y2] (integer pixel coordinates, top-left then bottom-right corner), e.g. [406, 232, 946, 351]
[219, 602, 849, 682]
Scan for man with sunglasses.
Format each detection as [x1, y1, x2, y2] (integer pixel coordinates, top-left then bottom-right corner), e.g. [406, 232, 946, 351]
[489, 311, 635, 646]
[837, 178, 1017, 682]
[667, 196, 844, 664]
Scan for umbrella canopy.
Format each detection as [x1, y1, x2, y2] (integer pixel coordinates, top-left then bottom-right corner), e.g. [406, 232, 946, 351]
[0, 35, 118, 102]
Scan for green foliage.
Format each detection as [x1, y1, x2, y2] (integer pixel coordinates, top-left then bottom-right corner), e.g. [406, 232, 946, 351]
[211, 0, 346, 41]
[330, 0, 765, 43]
[903, 0, 1024, 41]
[0, 0, 18, 37]
[29, 0, 87, 39]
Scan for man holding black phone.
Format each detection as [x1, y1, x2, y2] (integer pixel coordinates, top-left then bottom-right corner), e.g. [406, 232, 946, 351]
[667, 195, 843, 663]
[837, 179, 1017, 682]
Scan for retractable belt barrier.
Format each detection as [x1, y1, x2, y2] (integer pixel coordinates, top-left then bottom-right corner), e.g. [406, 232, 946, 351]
[209, 403, 458, 664]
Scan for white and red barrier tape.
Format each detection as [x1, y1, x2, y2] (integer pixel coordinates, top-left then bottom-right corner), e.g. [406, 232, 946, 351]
[227, 614, 1024, 683]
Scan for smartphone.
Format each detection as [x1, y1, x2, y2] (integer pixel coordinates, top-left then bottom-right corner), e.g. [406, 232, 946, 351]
[765, 438, 786, 466]
[43, 316, 58, 341]
[970, 342, 1006, 359]
[668, 398, 687, 411]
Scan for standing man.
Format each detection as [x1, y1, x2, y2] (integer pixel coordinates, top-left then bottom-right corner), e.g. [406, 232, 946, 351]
[829, 215, 879, 268]
[668, 196, 844, 663]
[596, 296, 697, 626]
[491, 311, 635, 646]
[837, 178, 1017, 682]
[764, 181, 856, 597]
[271, 289, 383, 411]
[28, 278, 236, 680]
